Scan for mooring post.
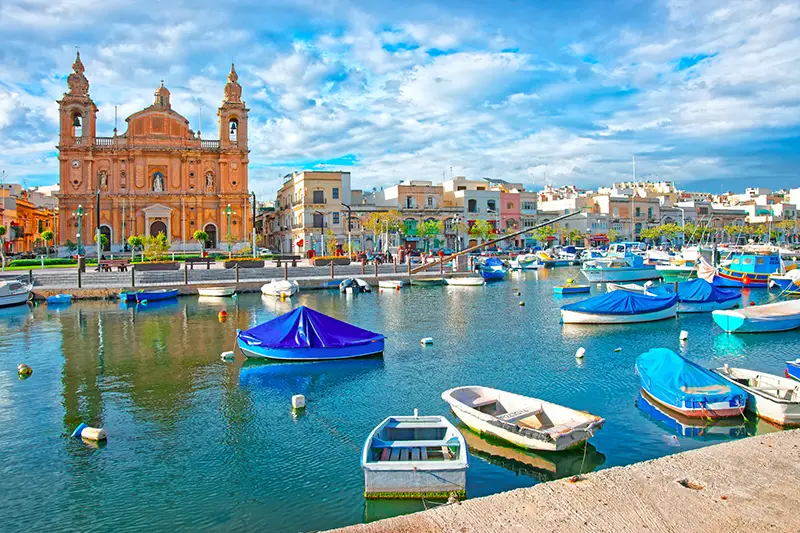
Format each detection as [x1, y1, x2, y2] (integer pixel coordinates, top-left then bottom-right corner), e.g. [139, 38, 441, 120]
[131, 266, 135, 288]
[440, 261, 443, 277]
[394, 257, 397, 273]
[235, 262, 240, 283]
[330, 261, 334, 279]
[407, 259, 411, 277]
[28, 269, 33, 284]
[374, 260, 378, 281]
[284, 262, 288, 281]
[77, 266, 82, 289]
[361, 260, 365, 275]
[184, 263, 188, 285]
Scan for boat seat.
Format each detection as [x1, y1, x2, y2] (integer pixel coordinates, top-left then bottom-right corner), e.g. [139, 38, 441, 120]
[411, 448, 421, 461]
[496, 407, 543, 423]
[420, 447, 428, 460]
[470, 396, 496, 408]
[379, 448, 391, 461]
[390, 448, 401, 461]
[545, 424, 577, 435]
[399, 449, 411, 461]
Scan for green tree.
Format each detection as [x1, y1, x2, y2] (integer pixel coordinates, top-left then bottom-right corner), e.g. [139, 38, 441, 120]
[418, 220, 444, 252]
[325, 229, 338, 256]
[532, 224, 555, 245]
[469, 219, 493, 243]
[639, 226, 661, 242]
[41, 230, 54, 257]
[142, 232, 169, 262]
[94, 233, 109, 251]
[606, 228, 619, 243]
[567, 228, 583, 245]
[193, 230, 208, 254]
[128, 235, 144, 261]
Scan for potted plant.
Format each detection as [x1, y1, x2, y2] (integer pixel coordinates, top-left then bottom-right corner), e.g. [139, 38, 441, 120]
[223, 257, 264, 269]
[134, 232, 180, 271]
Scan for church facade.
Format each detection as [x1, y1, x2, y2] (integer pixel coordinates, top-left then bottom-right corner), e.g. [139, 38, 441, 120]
[57, 52, 251, 252]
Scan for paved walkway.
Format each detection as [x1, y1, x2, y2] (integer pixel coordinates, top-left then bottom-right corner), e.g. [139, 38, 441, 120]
[330, 429, 800, 533]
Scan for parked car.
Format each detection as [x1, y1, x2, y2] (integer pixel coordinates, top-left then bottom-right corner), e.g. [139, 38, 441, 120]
[259, 248, 277, 256]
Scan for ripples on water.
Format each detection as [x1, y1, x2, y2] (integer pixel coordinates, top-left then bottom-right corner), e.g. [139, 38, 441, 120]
[0, 268, 796, 532]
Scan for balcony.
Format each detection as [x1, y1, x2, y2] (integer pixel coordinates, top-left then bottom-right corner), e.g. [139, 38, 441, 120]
[201, 140, 220, 150]
[95, 137, 113, 146]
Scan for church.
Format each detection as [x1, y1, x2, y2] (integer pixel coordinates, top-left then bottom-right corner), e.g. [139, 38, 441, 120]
[57, 52, 251, 252]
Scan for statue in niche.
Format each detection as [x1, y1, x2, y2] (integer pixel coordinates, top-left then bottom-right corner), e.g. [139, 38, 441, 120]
[152, 171, 165, 192]
[98, 170, 108, 189]
[206, 171, 214, 190]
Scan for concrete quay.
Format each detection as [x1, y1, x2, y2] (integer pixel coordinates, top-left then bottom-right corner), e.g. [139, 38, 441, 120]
[330, 429, 800, 533]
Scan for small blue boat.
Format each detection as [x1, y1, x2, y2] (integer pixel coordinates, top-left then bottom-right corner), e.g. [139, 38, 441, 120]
[237, 305, 385, 361]
[636, 348, 745, 419]
[649, 279, 740, 313]
[769, 270, 800, 292]
[636, 391, 747, 440]
[554, 284, 590, 295]
[786, 360, 800, 382]
[476, 257, 507, 281]
[712, 299, 800, 333]
[46, 294, 73, 305]
[135, 289, 179, 303]
[698, 250, 783, 288]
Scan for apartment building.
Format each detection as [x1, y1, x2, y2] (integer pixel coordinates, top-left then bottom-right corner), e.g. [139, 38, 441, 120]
[0, 184, 58, 254]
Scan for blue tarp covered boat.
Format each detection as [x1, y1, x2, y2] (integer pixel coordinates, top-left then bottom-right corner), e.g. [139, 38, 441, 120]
[636, 391, 747, 440]
[136, 289, 178, 303]
[650, 279, 740, 313]
[46, 294, 73, 305]
[477, 257, 507, 281]
[636, 348, 745, 419]
[560, 289, 678, 324]
[237, 305, 385, 361]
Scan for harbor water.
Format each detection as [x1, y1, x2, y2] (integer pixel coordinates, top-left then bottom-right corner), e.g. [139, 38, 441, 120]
[1, 268, 796, 532]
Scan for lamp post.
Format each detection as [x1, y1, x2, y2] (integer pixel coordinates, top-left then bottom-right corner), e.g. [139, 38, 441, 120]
[313, 211, 326, 255]
[251, 191, 257, 258]
[73, 204, 86, 255]
[342, 203, 353, 258]
[52, 206, 58, 253]
[225, 204, 235, 256]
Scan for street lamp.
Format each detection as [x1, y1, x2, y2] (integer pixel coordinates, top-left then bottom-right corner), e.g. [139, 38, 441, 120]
[73, 204, 86, 255]
[251, 191, 257, 258]
[313, 210, 326, 255]
[225, 204, 235, 256]
[52, 206, 58, 252]
[342, 203, 353, 259]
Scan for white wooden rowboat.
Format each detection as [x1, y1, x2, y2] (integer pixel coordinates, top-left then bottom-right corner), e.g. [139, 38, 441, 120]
[378, 280, 404, 290]
[714, 366, 800, 427]
[441, 386, 604, 452]
[444, 277, 486, 286]
[198, 286, 236, 297]
[261, 279, 299, 297]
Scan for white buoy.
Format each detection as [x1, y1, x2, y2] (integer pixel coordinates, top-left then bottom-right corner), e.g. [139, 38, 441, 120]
[221, 351, 235, 361]
[420, 337, 434, 345]
[680, 330, 689, 341]
[292, 394, 306, 410]
[576, 347, 586, 359]
[413, 408, 419, 417]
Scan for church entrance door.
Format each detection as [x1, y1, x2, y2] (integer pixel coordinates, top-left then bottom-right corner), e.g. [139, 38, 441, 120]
[150, 221, 168, 238]
[204, 224, 217, 249]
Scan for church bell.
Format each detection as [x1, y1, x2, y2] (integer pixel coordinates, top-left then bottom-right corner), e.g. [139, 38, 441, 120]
[73, 115, 82, 127]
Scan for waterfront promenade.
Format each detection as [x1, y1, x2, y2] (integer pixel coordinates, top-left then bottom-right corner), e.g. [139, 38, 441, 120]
[331, 429, 800, 533]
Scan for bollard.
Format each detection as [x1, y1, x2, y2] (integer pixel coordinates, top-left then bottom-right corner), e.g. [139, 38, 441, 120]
[131, 265, 135, 288]
[184, 263, 188, 285]
[407, 260, 411, 277]
[40, 256, 44, 270]
[330, 261, 334, 279]
[374, 260, 378, 280]
[77, 266, 82, 289]
[28, 269, 33, 284]
[361, 260, 365, 275]
[283, 262, 288, 281]
[394, 257, 398, 273]
[235, 262, 240, 283]
[440, 261, 443, 277]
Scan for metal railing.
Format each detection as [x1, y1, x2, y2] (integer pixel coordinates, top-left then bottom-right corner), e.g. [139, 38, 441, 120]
[201, 140, 220, 149]
[95, 137, 113, 146]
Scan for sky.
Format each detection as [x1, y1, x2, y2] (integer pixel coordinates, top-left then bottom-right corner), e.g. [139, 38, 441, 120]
[1, 0, 799, 199]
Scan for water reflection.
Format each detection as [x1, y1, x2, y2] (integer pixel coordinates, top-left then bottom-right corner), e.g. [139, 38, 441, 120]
[635, 391, 778, 440]
[239, 356, 384, 396]
[461, 425, 605, 482]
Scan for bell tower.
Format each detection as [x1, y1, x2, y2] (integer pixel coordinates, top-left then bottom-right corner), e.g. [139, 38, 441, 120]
[218, 64, 248, 150]
[57, 52, 97, 147]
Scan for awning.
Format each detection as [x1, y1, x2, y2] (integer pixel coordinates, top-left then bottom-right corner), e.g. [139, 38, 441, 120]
[590, 234, 609, 241]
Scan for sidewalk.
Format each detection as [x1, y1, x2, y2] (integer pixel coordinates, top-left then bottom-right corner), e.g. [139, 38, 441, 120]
[329, 429, 800, 533]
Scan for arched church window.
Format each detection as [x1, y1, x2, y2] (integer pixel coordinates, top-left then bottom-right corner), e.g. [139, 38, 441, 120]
[229, 119, 238, 142]
[152, 172, 165, 192]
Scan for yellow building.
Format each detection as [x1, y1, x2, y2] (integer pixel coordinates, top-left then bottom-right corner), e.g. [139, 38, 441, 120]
[0, 185, 57, 254]
[275, 171, 353, 255]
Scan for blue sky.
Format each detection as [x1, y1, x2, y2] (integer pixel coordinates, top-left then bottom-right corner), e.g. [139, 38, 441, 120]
[1, 0, 798, 198]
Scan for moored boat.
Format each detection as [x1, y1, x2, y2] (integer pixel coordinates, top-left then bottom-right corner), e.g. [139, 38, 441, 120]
[340, 278, 372, 293]
[443, 277, 485, 286]
[476, 257, 507, 281]
[0, 280, 33, 308]
[377, 280, 404, 290]
[361, 412, 467, 499]
[581, 253, 661, 283]
[410, 277, 444, 287]
[712, 299, 800, 333]
[606, 281, 653, 294]
[697, 247, 783, 288]
[197, 286, 236, 297]
[236, 305, 384, 361]
[560, 290, 678, 324]
[46, 293, 73, 305]
[261, 279, 299, 297]
[553, 280, 590, 294]
[509, 253, 539, 270]
[769, 269, 800, 292]
[649, 278, 741, 313]
[636, 348, 746, 419]
[714, 365, 800, 427]
[786, 360, 800, 382]
[636, 391, 748, 440]
[136, 288, 178, 303]
[441, 386, 604, 452]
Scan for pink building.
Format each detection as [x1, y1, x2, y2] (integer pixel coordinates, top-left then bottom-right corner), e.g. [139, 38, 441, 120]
[500, 191, 522, 247]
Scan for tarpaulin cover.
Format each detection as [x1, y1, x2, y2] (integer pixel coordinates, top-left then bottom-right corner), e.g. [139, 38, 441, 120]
[636, 348, 745, 407]
[561, 289, 677, 315]
[483, 257, 504, 268]
[238, 306, 384, 349]
[650, 278, 740, 303]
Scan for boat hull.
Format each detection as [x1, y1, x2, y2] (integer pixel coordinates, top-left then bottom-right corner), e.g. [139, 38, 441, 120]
[678, 298, 740, 314]
[237, 338, 385, 361]
[46, 294, 73, 305]
[640, 389, 743, 419]
[0, 292, 31, 308]
[787, 362, 800, 382]
[478, 269, 506, 281]
[713, 267, 770, 288]
[554, 286, 590, 295]
[581, 267, 661, 283]
[712, 310, 800, 333]
[560, 305, 677, 324]
[197, 286, 236, 297]
[363, 468, 466, 500]
[715, 369, 800, 427]
[261, 281, 299, 297]
[410, 278, 444, 287]
[136, 289, 178, 303]
[378, 280, 404, 290]
[444, 278, 485, 286]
